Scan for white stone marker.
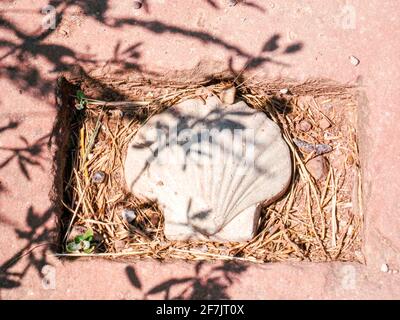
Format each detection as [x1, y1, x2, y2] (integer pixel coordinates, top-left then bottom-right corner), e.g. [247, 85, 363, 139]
[125, 95, 292, 242]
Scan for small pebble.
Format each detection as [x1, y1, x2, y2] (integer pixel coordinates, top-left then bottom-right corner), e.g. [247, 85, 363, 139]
[133, 1, 142, 9]
[114, 240, 126, 251]
[315, 143, 332, 155]
[150, 215, 159, 226]
[319, 118, 331, 130]
[393, 270, 399, 274]
[380, 263, 389, 273]
[198, 245, 208, 253]
[297, 120, 312, 132]
[220, 86, 236, 105]
[122, 209, 136, 223]
[280, 88, 289, 94]
[349, 55, 360, 66]
[92, 171, 106, 184]
[293, 138, 332, 155]
[306, 156, 329, 181]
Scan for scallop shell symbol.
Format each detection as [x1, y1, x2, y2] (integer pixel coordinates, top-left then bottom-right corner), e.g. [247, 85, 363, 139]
[124, 95, 292, 242]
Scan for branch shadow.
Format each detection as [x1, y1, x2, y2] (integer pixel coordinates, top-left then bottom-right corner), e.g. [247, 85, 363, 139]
[0, 205, 57, 290]
[229, 0, 266, 12]
[126, 260, 248, 300]
[204, 0, 220, 10]
[0, 1, 155, 102]
[0, 134, 50, 180]
[0, 0, 304, 295]
[0, 120, 20, 134]
[1, 0, 303, 105]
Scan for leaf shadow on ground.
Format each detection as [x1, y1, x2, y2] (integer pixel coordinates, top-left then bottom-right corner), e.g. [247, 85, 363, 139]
[0, 205, 58, 294]
[0, 0, 303, 296]
[0, 118, 57, 294]
[1, 1, 303, 104]
[204, 0, 266, 12]
[126, 260, 248, 300]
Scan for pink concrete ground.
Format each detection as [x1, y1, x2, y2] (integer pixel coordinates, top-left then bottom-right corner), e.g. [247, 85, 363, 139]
[1, 0, 400, 299]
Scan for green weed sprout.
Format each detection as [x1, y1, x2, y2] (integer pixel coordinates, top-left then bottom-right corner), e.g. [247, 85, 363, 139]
[66, 228, 95, 254]
[76, 90, 87, 110]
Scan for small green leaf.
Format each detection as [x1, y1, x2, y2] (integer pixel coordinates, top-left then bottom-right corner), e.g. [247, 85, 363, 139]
[66, 242, 80, 253]
[82, 240, 91, 250]
[83, 246, 95, 254]
[82, 228, 94, 241]
[74, 235, 84, 243]
[76, 90, 85, 100]
[76, 90, 87, 110]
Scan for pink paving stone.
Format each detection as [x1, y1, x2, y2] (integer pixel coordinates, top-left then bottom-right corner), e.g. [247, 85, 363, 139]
[1, 0, 400, 299]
